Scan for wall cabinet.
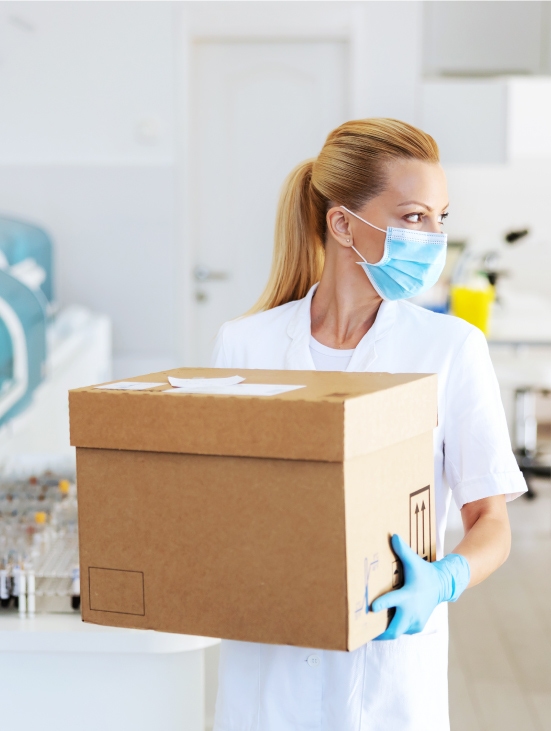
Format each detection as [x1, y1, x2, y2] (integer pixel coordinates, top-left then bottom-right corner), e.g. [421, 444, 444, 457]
[423, 2, 546, 76]
[421, 77, 551, 164]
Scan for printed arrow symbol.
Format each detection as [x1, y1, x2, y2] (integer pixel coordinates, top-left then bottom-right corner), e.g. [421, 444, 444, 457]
[421, 501, 426, 556]
[415, 504, 419, 555]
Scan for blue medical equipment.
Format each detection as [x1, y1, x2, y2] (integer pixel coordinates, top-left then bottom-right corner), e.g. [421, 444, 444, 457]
[0, 217, 52, 426]
[0, 217, 54, 303]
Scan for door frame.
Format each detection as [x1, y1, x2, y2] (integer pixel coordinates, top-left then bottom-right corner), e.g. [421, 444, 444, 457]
[172, 2, 422, 365]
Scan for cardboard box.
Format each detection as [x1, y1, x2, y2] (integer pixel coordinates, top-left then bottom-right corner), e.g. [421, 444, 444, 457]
[70, 368, 437, 651]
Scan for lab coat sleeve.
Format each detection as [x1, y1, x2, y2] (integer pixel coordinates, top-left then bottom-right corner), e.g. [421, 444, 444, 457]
[444, 327, 527, 510]
[210, 323, 230, 368]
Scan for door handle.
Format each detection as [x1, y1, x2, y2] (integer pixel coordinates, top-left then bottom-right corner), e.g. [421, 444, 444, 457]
[193, 265, 230, 282]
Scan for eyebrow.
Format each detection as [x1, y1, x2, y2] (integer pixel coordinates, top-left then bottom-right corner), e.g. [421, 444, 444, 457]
[398, 200, 450, 212]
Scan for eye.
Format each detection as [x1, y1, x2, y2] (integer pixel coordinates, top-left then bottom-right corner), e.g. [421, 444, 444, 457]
[438, 212, 449, 224]
[404, 212, 423, 224]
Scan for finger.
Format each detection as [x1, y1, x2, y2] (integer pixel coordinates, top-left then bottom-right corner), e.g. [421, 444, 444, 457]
[372, 587, 408, 613]
[391, 534, 418, 565]
[374, 607, 409, 641]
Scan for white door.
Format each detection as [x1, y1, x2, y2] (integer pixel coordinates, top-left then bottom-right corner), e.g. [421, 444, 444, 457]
[190, 40, 348, 365]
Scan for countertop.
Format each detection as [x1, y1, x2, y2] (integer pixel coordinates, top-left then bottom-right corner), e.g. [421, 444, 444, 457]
[0, 612, 220, 653]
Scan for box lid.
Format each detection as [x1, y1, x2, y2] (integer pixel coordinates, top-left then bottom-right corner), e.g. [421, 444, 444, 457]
[69, 368, 437, 462]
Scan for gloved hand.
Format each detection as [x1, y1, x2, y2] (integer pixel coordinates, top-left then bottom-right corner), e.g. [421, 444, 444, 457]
[372, 534, 470, 641]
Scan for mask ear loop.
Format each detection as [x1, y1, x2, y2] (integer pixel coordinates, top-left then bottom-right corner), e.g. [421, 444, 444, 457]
[351, 244, 368, 265]
[340, 206, 387, 266]
[340, 206, 386, 233]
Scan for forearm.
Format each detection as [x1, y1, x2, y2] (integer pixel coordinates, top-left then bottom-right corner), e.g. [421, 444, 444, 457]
[453, 496, 511, 588]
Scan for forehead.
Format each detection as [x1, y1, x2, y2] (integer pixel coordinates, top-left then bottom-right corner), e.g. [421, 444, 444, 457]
[382, 158, 448, 203]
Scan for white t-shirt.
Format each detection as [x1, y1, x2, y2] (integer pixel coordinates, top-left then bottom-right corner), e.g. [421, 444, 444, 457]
[309, 336, 355, 371]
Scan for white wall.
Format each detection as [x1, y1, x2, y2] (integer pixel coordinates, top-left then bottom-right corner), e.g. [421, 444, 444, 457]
[0, 1, 426, 375]
[0, 166, 176, 375]
[1, 0, 550, 376]
[0, 2, 422, 376]
[355, 1, 422, 122]
[419, 3, 551, 304]
[183, 1, 423, 125]
[444, 161, 551, 299]
[0, 2, 175, 164]
[0, 1, 177, 377]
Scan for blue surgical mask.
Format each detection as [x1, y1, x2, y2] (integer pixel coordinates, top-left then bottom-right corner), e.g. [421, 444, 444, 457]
[341, 206, 447, 301]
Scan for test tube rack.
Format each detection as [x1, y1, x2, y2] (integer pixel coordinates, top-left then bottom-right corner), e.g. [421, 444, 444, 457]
[0, 469, 80, 614]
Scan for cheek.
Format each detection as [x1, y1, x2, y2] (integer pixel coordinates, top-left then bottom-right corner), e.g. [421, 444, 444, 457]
[362, 232, 386, 264]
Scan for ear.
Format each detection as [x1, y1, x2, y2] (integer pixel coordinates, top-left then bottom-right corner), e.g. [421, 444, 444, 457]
[326, 206, 355, 249]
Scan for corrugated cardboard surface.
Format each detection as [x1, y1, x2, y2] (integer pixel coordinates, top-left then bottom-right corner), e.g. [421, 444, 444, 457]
[70, 368, 437, 462]
[73, 367, 438, 650]
[77, 436, 436, 650]
[78, 448, 350, 649]
[344, 431, 436, 649]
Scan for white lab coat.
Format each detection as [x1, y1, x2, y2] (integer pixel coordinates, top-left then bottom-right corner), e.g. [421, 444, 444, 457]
[210, 284, 526, 731]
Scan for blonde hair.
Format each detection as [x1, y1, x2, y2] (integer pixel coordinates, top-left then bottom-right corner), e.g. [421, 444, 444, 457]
[251, 118, 439, 313]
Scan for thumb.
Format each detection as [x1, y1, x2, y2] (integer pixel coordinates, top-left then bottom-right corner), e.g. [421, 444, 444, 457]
[374, 606, 409, 641]
[372, 586, 408, 613]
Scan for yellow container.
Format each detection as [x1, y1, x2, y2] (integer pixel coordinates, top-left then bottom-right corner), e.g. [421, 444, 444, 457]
[450, 285, 494, 336]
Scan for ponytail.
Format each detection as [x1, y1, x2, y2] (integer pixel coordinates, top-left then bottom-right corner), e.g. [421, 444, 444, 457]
[250, 160, 325, 313]
[250, 118, 439, 313]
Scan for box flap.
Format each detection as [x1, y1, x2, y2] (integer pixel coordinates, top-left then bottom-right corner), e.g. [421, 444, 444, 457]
[69, 368, 437, 462]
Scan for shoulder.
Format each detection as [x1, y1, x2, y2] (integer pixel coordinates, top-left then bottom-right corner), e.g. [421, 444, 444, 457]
[394, 300, 483, 351]
[220, 299, 299, 344]
[390, 301, 493, 388]
[211, 299, 300, 367]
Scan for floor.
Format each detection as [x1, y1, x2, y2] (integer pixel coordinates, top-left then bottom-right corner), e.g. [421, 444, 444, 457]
[447, 478, 551, 731]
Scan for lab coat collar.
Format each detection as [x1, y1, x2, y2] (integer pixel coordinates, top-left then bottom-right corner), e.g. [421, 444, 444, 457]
[285, 284, 318, 370]
[285, 283, 398, 371]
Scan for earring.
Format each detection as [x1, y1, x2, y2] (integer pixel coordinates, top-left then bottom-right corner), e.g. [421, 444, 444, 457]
[346, 238, 351, 243]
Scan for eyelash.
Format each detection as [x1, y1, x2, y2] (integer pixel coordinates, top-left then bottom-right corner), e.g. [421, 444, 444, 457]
[405, 212, 449, 224]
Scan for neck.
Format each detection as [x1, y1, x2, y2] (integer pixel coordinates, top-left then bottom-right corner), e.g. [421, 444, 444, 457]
[311, 240, 383, 349]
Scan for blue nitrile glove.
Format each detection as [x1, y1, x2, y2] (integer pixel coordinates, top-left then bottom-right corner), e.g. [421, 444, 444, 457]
[372, 534, 470, 641]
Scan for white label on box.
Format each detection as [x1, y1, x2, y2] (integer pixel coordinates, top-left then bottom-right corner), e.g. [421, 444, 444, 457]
[94, 381, 165, 391]
[168, 375, 245, 388]
[166, 384, 305, 397]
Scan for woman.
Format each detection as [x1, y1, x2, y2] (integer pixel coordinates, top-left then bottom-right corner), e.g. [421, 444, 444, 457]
[211, 119, 526, 731]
